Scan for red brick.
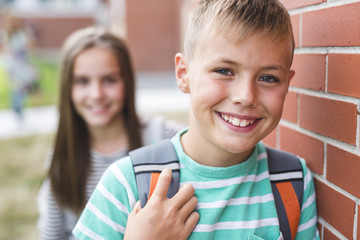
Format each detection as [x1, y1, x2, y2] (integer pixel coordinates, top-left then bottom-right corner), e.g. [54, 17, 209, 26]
[315, 179, 355, 239]
[299, 95, 357, 145]
[280, 126, 324, 174]
[323, 228, 341, 240]
[127, 0, 181, 71]
[302, 3, 360, 47]
[291, 54, 326, 91]
[263, 127, 277, 148]
[280, 0, 324, 10]
[328, 54, 360, 98]
[358, 204, 360, 240]
[282, 91, 297, 123]
[327, 145, 360, 198]
[290, 15, 300, 48]
[25, 17, 94, 48]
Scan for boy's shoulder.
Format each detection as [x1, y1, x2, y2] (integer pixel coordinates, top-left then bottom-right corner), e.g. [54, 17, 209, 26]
[129, 139, 180, 207]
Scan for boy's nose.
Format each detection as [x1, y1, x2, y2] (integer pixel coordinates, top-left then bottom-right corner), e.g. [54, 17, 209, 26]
[231, 79, 258, 107]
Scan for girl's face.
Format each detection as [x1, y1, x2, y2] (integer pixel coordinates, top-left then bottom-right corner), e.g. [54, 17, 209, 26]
[71, 47, 125, 131]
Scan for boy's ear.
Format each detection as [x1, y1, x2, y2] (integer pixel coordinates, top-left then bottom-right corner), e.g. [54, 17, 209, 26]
[289, 70, 295, 83]
[175, 53, 190, 93]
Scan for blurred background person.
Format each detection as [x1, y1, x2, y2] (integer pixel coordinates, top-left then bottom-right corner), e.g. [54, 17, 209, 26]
[37, 27, 182, 240]
[2, 12, 38, 124]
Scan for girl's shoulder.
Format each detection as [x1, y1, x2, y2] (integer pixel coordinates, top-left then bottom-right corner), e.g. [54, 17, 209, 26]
[140, 116, 183, 145]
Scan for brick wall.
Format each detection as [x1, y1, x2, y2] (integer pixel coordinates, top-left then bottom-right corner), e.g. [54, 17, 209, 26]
[264, 1, 360, 239]
[25, 17, 94, 49]
[126, 0, 181, 72]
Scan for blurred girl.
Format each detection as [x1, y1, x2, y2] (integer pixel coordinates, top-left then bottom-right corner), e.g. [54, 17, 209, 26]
[37, 27, 181, 239]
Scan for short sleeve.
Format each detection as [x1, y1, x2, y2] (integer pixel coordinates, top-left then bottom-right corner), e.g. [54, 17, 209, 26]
[72, 156, 138, 240]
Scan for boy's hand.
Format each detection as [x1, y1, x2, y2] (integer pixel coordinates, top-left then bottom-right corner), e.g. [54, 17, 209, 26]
[124, 169, 199, 240]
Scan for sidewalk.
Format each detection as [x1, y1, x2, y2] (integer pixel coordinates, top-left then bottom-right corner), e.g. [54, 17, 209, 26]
[0, 85, 190, 139]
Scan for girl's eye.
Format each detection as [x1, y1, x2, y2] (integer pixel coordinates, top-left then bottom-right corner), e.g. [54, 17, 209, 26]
[259, 75, 279, 83]
[103, 75, 121, 84]
[73, 77, 88, 85]
[215, 68, 233, 76]
[103, 76, 116, 84]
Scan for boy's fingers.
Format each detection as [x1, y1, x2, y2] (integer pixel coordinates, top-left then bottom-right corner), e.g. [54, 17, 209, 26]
[151, 169, 172, 199]
[184, 211, 200, 237]
[130, 201, 142, 216]
[172, 183, 195, 209]
[179, 195, 198, 219]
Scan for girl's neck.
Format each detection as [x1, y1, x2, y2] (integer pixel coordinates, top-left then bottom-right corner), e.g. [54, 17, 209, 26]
[89, 119, 129, 154]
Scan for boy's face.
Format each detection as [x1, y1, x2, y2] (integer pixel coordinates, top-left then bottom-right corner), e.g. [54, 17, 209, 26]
[175, 30, 295, 165]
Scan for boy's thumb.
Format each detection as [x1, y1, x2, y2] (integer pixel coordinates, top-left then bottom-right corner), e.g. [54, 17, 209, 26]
[131, 200, 142, 215]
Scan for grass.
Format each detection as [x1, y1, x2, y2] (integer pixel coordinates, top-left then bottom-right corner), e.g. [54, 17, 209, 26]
[0, 134, 54, 240]
[0, 57, 59, 109]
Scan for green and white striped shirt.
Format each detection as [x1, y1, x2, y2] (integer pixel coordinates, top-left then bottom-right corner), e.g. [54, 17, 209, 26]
[73, 129, 319, 240]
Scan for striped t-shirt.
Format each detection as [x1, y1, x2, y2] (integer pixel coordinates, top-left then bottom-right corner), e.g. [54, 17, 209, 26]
[73, 129, 319, 240]
[37, 116, 182, 240]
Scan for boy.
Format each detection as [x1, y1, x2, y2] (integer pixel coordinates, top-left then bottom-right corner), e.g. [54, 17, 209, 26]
[73, 0, 319, 239]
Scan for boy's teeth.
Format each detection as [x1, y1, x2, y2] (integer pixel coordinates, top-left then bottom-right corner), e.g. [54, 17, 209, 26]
[221, 113, 255, 127]
[240, 120, 248, 127]
[232, 117, 240, 126]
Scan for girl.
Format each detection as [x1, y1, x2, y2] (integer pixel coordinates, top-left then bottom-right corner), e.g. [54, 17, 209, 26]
[37, 27, 181, 239]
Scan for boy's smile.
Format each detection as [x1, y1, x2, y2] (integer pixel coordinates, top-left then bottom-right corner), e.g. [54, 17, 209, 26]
[176, 29, 295, 167]
[218, 112, 259, 130]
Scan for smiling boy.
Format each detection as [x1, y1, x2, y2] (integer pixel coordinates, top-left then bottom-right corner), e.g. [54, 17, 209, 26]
[73, 0, 319, 239]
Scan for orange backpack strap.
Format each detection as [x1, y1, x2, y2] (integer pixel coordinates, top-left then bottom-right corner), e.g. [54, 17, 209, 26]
[129, 139, 180, 207]
[266, 146, 304, 240]
[130, 142, 303, 240]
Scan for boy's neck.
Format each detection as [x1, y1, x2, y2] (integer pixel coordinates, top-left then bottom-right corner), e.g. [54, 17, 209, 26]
[180, 130, 254, 167]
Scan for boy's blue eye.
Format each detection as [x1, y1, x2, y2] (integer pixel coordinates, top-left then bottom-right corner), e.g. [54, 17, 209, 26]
[215, 68, 233, 76]
[259, 75, 279, 83]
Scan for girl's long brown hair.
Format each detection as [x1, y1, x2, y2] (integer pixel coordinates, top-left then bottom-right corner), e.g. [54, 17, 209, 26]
[49, 27, 142, 214]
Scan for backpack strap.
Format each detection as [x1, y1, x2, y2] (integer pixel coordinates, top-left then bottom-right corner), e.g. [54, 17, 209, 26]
[130, 141, 304, 240]
[129, 139, 180, 208]
[266, 146, 304, 240]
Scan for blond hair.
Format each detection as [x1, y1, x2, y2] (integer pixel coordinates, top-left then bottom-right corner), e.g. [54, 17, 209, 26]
[184, 0, 294, 60]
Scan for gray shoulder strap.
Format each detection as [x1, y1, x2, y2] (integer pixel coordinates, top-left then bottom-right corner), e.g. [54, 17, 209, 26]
[129, 139, 180, 208]
[266, 146, 304, 203]
[266, 146, 304, 240]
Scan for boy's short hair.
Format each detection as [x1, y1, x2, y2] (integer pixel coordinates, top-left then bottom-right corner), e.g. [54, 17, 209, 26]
[184, 0, 294, 60]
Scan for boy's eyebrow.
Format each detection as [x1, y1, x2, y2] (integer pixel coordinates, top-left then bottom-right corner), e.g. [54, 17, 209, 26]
[211, 58, 288, 72]
[209, 57, 239, 66]
[261, 65, 287, 73]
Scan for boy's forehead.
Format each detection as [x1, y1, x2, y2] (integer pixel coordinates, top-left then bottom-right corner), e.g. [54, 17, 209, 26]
[192, 22, 294, 64]
[192, 26, 294, 68]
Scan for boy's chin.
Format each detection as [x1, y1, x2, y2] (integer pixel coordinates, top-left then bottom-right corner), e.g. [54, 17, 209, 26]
[224, 144, 255, 155]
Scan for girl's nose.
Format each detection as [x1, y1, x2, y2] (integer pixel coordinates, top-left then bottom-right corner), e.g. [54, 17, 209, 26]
[89, 81, 104, 99]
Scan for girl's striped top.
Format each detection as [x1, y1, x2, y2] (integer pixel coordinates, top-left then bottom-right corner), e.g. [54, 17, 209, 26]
[73, 129, 319, 240]
[37, 116, 182, 240]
